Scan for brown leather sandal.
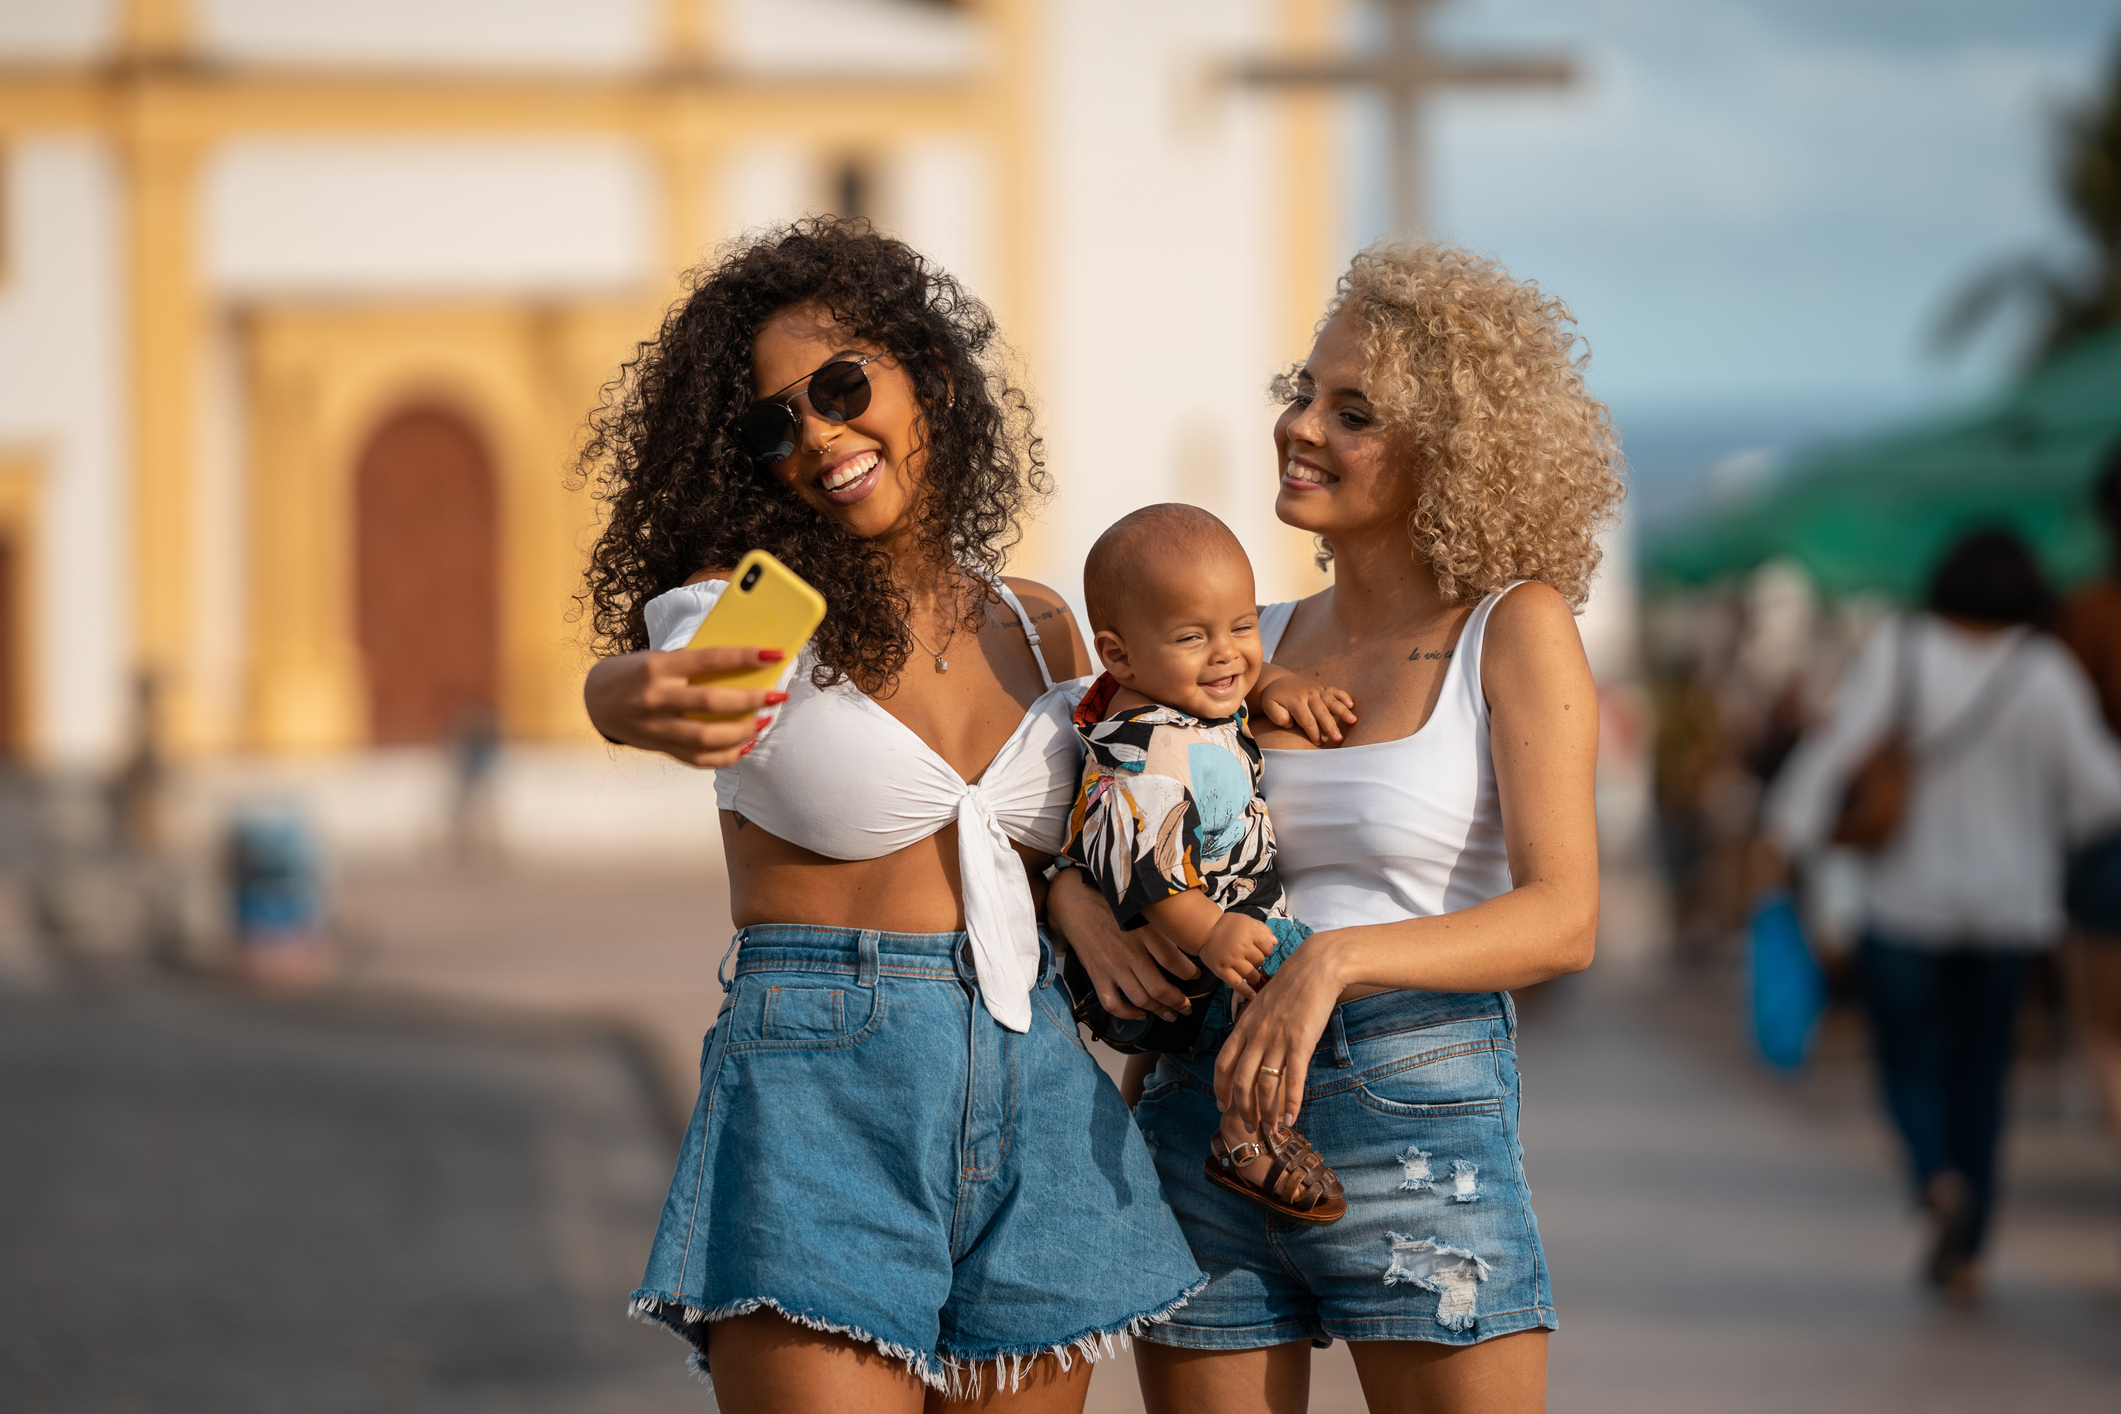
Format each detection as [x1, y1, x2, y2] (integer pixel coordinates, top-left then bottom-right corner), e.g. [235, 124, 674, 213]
[1205, 1124, 1348, 1225]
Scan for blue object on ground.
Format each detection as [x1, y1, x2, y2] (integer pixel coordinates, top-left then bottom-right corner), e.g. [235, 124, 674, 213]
[230, 812, 324, 944]
[1748, 889, 1825, 1071]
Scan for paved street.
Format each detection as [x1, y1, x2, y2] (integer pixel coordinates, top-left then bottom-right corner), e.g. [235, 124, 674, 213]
[1083, 969, 2121, 1414]
[6, 862, 2117, 1411]
[334, 861, 731, 1120]
[1522, 972, 2120, 1412]
[0, 981, 704, 1413]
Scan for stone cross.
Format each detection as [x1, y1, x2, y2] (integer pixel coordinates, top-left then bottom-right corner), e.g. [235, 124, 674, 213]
[1232, 0, 1574, 235]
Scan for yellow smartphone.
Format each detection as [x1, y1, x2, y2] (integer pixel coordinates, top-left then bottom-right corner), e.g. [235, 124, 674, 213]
[683, 550, 827, 720]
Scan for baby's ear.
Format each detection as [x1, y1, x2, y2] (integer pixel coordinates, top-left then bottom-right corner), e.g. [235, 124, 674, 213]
[1093, 628, 1131, 677]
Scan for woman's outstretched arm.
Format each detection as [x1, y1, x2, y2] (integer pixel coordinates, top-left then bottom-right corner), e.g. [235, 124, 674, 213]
[1217, 582, 1601, 1129]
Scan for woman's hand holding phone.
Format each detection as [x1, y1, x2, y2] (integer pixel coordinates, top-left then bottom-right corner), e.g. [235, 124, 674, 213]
[584, 647, 789, 769]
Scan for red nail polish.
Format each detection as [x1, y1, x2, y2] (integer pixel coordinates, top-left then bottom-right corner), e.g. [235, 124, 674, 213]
[758, 648, 787, 662]
[737, 741, 755, 757]
[755, 714, 773, 730]
[764, 691, 789, 705]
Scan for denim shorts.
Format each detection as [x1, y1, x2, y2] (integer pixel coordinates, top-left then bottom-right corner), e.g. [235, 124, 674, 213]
[630, 925, 1204, 1394]
[1134, 988, 1556, 1349]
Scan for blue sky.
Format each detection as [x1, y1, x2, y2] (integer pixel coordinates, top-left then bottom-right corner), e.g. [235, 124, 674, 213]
[1348, 0, 2117, 523]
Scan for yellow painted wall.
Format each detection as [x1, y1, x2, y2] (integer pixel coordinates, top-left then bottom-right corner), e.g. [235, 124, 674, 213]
[241, 301, 643, 750]
[0, 451, 41, 755]
[0, 5, 998, 755]
[0, 0, 1341, 755]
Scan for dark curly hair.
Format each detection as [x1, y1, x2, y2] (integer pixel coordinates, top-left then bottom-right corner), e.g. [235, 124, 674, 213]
[578, 217, 1046, 689]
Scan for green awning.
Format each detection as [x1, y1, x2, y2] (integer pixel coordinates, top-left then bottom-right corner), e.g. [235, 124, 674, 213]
[1645, 328, 2121, 600]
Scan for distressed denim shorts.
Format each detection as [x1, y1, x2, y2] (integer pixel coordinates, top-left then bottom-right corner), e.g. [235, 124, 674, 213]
[1134, 988, 1556, 1349]
[630, 925, 1204, 1395]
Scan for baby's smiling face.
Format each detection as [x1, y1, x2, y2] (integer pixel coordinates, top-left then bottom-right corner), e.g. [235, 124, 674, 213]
[1093, 543, 1263, 720]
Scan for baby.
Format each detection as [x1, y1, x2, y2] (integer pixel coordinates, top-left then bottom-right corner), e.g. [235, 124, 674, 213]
[1063, 504, 1354, 1224]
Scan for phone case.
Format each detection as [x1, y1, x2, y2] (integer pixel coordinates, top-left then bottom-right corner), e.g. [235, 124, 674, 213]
[683, 550, 827, 719]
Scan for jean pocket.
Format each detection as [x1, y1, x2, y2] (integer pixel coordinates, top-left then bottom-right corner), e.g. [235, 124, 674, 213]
[1350, 1035, 1508, 1112]
[764, 983, 850, 1039]
[725, 973, 883, 1052]
[1033, 979, 1087, 1047]
[1352, 1088, 1505, 1119]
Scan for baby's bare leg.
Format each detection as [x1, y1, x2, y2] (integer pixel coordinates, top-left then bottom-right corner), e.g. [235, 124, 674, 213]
[1119, 1051, 1156, 1106]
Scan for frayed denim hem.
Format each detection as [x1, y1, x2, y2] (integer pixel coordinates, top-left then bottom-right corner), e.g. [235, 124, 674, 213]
[936, 1276, 1206, 1400]
[628, 1293, 940, 1390]
[626, 1277, 1206, 1398]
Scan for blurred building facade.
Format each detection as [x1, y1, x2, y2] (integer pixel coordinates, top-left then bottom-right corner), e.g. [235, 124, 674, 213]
[0, 0, 1345, 785]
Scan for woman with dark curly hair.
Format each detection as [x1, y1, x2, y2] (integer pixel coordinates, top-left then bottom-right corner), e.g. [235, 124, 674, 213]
[1054, 242, 1619, 1412]
[581, 219, 1202, 1409]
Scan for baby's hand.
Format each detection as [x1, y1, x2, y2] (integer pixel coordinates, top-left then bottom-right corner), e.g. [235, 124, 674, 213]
[1256, 676, 1357, 745]
[1199, 912, 1275, 1000]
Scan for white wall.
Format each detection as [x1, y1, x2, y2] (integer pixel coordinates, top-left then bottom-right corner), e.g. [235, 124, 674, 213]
[0, 0, 117, 59]
[1577, 516, 1640, 684]
[194, 0, 658, 71]
[0, 0, 663, 69]
[203, 138, 657, 298]
[0, 136, 129, 765]
[705, 135, 998, 349]
[713, 138, 827, 252]
[716, 0, 983, 76]
[881, 137, 996, 313]
[180, 746, 726, 865]
[1028, 0, 1330, 616]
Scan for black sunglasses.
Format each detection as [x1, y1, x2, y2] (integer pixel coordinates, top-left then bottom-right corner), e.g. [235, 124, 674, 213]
[736, 355, 880, 467]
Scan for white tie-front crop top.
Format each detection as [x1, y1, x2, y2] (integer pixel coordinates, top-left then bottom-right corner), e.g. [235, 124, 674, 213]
[643, 571, 1091, 1033]
[1256, 584, 1522, 931]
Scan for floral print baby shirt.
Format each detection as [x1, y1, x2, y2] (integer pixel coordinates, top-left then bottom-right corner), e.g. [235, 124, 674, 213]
[1063, 673, 1298, 931]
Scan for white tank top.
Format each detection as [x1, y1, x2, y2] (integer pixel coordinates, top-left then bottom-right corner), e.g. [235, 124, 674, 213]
[1257, 585, 1521, 931]
[642, 572, 1091, 1034]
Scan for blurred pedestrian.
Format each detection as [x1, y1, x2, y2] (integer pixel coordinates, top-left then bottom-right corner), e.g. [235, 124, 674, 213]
[1764, 529, 2121, 1296]
[111, 671, 165, 853]
[449, 701, 501, 865]
[2054, 442, 2121, 1142]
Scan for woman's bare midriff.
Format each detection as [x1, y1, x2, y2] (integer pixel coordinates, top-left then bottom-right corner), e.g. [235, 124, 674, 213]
[722, 809, 1049, 934]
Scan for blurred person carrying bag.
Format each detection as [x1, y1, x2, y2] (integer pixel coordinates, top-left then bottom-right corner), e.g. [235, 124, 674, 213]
[1831, 621, 2029, 852]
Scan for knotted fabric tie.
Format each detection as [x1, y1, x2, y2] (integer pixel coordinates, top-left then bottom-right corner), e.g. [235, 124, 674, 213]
[953, 784, 1040, 1033]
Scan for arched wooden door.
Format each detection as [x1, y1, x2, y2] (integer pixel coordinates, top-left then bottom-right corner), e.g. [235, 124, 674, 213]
[354, 408, 499, 745]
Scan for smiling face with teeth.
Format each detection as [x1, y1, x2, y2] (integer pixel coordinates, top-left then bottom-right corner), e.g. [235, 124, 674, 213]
[751, 302, 932, 548]
[1272, 308, 1422, 550]
[1094, 548, 1264, 722]
[1085, 508, 1265, 721]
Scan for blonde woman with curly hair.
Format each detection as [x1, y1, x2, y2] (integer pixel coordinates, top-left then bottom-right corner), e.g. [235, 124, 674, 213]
[1051, 241, 1621, 1412]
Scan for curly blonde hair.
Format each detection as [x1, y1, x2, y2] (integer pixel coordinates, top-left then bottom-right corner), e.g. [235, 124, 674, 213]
[1282, 241, 1624, 608]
